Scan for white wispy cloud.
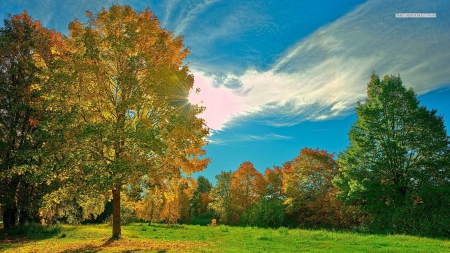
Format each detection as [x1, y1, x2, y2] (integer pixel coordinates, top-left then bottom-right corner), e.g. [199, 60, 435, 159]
[4, 0, 448, 133]
[162, 0, 179, 27]
[191, 0, 450, 130]
[1, 0, 120, 33]
[209, 133, 293, 145]
[171, 0, 220, 36]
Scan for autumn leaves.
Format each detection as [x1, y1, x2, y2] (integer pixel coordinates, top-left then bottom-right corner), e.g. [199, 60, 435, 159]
[209, 148, 353, 228]
[1, 5, 209, 239]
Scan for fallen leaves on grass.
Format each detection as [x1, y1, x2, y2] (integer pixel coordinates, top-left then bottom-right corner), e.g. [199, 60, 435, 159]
[1, 237, 211, 252]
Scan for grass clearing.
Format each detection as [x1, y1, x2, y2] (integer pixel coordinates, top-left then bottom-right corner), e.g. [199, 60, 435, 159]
[1, 223, 449, 252]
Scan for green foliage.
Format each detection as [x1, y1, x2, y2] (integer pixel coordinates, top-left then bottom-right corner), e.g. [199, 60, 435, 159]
[239, 199, 286, 228]
[365, 186, 450, 237]
[277, 226, 289, 236]
[209, 171, 233, 224]
[0, 11, 62, 229]
[196, 176, 212, 194]
[188, 176, 212, 218]
[0, 223, 61, 240]
[334, 73, 450, 237]
[190, 212, 214, 226]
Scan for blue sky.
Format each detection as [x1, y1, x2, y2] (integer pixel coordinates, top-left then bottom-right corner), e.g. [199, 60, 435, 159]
[2, 0, 449, 184]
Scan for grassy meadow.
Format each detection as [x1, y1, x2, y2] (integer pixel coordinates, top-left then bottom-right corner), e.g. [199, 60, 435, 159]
[1, 223, 450, 252]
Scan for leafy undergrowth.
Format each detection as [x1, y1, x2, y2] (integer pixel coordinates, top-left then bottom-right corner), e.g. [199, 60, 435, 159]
[1, 223, 450, 252]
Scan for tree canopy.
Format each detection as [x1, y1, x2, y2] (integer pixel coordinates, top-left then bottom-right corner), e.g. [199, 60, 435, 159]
[42, 5, 209, 238]
[334, 74, 450, 235]
[0, 11, 63, 228]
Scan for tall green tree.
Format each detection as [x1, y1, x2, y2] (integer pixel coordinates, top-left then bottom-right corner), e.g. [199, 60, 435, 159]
[45, 5, 209, 238]
[0, 11, 62, 228]
[334, 74, 450, 235]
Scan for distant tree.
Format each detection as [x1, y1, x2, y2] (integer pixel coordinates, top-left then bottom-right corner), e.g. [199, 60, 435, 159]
[239, 166, 286, 228]
[178, 177, 197, 223]
[135, 184, 165, 222]
[44, 5, 209, 238]
[334, 74, 450, 236]
[157, 177, 196, 224]
[189, 176, 212, 218]
[196, 176, 213, 194]
[239, 197, 286, 228]
[209, 171, 233, 224]
[264, 166, 284, 200]
[0, 11, 62, 228]
[230, 162, 266, 224]
[283, 148, 342, 228]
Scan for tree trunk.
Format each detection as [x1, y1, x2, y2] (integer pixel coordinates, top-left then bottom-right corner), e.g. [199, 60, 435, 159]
[19, 209, 27, 226]
[3, 206, 17, 229]
[112, 184, 121, 239]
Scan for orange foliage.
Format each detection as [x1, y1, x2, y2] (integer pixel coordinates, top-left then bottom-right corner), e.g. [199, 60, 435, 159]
[282, 148, 346, 227]
[264, 166, 284, 199]
[229, 161, 266, 223]
[200, 193, 211, 213]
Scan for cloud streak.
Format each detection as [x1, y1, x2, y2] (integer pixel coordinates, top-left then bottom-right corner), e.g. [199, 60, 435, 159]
[3, 0, 447, 133]
[209, 133, 293, 145]
[191, 0, 450, 130]
[171, 0, 220, 36]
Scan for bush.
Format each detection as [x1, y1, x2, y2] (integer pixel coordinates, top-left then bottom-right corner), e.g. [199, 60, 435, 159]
[0, 223, 61, 240]
[239, 199, 286, 228]
[368, 204, 450, 237]
[190, 212, 214, 226]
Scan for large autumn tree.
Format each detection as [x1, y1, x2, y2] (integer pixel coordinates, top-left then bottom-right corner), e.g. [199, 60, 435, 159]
[0, 12, 63, 228]
[334, 74, 450, 236]
[45, 5, 209, 238]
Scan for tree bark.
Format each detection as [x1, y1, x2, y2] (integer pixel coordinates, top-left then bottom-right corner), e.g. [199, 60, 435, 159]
[112, 184, 121, 239]
[2, 206, 17, 229]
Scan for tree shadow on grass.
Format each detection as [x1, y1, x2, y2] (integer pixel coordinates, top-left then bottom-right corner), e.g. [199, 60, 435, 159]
[0, 223, 62, 251]
[58, 237, 116, 253]
[60, 237, 169, 253]
[61, 245, 99, 253]
[0, 223, 61, 240]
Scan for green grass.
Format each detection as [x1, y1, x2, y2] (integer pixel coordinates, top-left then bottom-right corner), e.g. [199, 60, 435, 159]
[1, 223, 449, 252]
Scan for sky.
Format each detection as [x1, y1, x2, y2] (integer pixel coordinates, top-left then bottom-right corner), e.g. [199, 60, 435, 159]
[2, 0, 449, 184]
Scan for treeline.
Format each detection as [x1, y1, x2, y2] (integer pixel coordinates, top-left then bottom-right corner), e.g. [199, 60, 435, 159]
[132, 74, 450, 238]
[99, 150, 351, 228]
[206, 149, 354, 229]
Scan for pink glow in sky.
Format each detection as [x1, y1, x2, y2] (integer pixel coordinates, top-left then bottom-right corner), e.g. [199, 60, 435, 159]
[189, 73, 244, 130]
